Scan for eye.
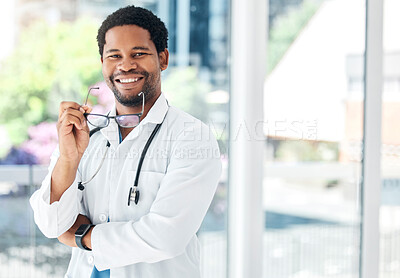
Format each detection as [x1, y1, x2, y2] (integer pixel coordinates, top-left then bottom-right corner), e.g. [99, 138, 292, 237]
[107, 54, 121, 59]
[133, 53, 148, 58]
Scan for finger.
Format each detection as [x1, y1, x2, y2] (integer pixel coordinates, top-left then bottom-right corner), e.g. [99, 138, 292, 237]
[60, 116, 85, 132]
[60, 113, 85, 134]
[59, 101, 82, 118]
[80, 105, 93, 114]
[58, 114, 83, 132]
[59, 107, 87, 127]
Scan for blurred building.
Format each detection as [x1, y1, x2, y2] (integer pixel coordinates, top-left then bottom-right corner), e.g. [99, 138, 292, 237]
[14, 0, 229, 88]
[264, 0, 400, 165]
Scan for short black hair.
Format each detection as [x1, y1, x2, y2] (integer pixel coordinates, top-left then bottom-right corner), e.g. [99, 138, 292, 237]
[97, 5, 168, 57]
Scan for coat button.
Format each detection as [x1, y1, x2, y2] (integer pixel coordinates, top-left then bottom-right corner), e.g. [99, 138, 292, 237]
[88, 255, 94, 264]
[99, 214, 107, 222]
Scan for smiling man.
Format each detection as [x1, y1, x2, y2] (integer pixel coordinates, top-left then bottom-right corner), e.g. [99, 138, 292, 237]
[30, 6, 221, 278]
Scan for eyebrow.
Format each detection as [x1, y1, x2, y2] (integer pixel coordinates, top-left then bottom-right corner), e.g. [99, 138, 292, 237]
[105, 46, 151, 54]
[132, 46, 151, 51]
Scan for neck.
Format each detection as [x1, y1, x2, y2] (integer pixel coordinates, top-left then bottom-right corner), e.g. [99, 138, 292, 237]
[116, 91, 161, 141]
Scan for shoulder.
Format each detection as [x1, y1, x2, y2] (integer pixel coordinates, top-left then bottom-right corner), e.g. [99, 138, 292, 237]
[165, 105, 202, 125]
[163, 106, 221, 171]
[164, 105, 216, 144]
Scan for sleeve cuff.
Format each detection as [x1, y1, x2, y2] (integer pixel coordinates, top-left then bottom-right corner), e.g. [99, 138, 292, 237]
[30, 175, 80, 238]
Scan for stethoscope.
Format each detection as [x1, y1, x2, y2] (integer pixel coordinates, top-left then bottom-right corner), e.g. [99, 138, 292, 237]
[77, 122, 163, 206]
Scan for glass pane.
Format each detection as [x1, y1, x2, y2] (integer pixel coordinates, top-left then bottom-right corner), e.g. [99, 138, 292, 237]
[264, 0, 365, 277]
[0, 1, 229, 277]
[0, 179, 70, 277]
[380, 0, 400, 277]
[86, 114, 110, 128]
[115, 115, 140, 128]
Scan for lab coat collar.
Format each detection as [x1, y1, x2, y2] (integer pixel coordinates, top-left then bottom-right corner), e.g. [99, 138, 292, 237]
[139, 93, 169, 125]
[100, 93, 169, 145]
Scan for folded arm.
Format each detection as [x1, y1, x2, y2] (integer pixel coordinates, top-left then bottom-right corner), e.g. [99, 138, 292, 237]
[57, 214, 92, 248]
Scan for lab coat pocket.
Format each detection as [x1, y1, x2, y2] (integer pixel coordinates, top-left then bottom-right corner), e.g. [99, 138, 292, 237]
[137, 171, 164, 206]
[124, 171, 165, 221]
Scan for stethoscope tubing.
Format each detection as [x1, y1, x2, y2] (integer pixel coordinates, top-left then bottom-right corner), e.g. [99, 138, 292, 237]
[78, 122, 163, 207]
[133, 123, 162, 188]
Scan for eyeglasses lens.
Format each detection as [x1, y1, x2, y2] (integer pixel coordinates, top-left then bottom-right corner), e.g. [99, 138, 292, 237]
[86, 114, 109, 128]
[116, 115, 140, 128]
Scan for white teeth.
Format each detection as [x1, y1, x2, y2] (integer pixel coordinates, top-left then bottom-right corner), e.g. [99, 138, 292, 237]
[119, 78, 139, 83]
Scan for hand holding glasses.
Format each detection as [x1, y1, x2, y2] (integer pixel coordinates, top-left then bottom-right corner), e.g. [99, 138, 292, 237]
[83, 87, 145, 129]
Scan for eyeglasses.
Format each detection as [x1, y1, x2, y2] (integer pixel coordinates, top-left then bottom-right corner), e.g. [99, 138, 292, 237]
[83, 87, 145, 128]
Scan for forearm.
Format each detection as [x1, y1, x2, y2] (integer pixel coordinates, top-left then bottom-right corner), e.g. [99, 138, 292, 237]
[58, 214, 92, 247]
[50, 157, 80, 204]
[51, 101, 91, 204]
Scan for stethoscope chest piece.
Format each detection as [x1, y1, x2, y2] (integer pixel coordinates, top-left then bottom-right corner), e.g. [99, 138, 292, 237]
[128, 187, 140, 206]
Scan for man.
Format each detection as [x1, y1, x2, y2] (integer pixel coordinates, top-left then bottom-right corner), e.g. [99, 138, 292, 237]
[30, 5, 221, 278]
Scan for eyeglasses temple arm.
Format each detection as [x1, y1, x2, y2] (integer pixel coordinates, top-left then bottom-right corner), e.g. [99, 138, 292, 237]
[84, 87, 100, 106]
[139, 92, 145, 115]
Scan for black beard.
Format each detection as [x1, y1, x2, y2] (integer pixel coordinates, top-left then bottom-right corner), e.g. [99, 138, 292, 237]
[108, 70, 159, 107]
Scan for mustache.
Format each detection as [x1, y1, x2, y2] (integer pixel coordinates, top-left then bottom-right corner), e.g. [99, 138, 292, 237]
[111, 69, 149, 80]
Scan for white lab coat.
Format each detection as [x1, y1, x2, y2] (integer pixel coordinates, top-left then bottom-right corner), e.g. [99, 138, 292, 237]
[30, 94, 222, 278]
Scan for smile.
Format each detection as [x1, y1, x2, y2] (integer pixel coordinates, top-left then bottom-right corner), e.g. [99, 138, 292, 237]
[117, 77, 143, 84]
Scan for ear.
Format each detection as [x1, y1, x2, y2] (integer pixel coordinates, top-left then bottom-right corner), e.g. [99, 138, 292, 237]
[159, 49, 169, 71]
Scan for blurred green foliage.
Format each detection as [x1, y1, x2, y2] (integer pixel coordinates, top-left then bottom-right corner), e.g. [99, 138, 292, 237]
[0, 19, 102, 145]
[267, 0, 321, 73]
[162, 67, 211, 122]
[163, 67, 230, 155]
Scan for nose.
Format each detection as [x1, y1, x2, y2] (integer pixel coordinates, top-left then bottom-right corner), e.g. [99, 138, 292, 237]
[117, 57, 137, 72]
